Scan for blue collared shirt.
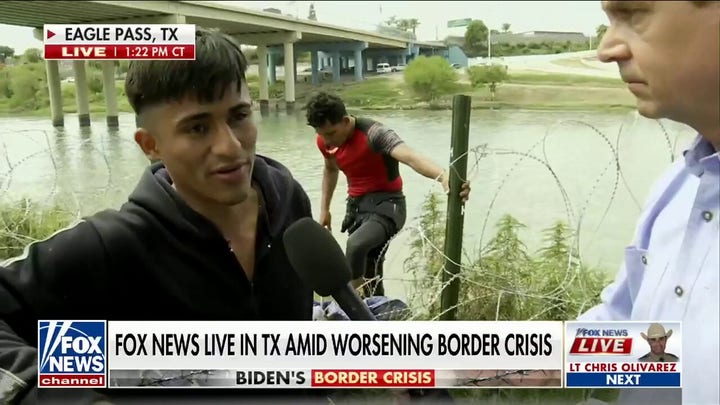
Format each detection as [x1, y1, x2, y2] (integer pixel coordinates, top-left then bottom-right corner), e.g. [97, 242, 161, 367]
[579, 135, 719, 405]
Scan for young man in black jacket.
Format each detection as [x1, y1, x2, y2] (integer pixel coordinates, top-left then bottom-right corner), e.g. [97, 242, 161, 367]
[0, 29, 318, 404]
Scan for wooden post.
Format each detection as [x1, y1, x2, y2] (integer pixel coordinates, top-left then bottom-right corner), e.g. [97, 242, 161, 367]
[440, 94, 471, 320]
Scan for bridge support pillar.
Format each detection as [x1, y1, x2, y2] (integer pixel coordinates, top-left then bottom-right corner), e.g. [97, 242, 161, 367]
[244, 32, 301, 114]
[101, 61, 118, 127]
[34, 28, 63, 127]
[310, 51, 320, 85]
[353, 49, 363, 82]
[256, 45, 270, 116]
[293, 55, 298, 84]
[283, 41, 296, 114]
[46, 60, 64, 127]
[331, 52, 341, 83]
[72, 61, 91, 127]
[268, 54, 276, 85]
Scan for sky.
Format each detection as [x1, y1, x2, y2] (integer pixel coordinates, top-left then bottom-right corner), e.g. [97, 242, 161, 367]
[0, 1, 609, 54]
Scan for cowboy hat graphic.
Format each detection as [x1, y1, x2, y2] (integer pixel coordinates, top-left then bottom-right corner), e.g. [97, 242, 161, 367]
[641, 323, 673, 341]
[639, 323, 678, 362]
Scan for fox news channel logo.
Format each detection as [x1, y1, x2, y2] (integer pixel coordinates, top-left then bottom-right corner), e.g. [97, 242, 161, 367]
[38, 320, 107, 388]
[565, 321, 681, 388]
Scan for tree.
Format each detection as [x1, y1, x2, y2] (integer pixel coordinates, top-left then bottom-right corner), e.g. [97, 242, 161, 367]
[403, 55, 458, 102]
[397, 18, 420, 35]
[464, 20, 489, 58]
[0, 46, 15, 63]
[9, 67, 46, 109]
[377, 16, 415, 40]
[467, 64, 509, 101]
[308, 3, 317, 20]
[383, 16, 420, 37]
[501, 23, 511, 33]
[23, 48, 42, 63]
[596, 24, 608, 43]
[384, 16, 398, 27]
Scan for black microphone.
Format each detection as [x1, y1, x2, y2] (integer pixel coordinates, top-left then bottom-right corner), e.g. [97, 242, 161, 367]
[283, 217, 376, 321]
[284, 218, 455, 403]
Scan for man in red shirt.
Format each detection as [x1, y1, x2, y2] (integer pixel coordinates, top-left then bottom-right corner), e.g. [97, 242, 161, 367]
[305, 92, 471, 297]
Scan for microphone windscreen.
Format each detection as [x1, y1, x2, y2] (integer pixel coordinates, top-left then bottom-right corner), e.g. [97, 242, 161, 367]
[282, 217, 352, 296]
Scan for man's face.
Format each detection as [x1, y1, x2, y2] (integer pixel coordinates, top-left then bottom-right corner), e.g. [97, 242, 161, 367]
[135, 81, 257, 206]
[598, 1, 719, 122]
[647, 335, 667, 355]
[315, 116, 354, 148]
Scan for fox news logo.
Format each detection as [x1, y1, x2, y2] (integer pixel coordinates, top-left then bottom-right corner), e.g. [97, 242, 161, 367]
[570, 328, 632, 355]
[38, 320, 106, 388]
[575, 328, 629, 337]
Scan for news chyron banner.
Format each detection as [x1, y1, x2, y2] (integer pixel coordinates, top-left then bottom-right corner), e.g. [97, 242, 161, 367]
[42, 24, 196, 60]
[565, 321, 682, 389]
[37, 320, 564, 389]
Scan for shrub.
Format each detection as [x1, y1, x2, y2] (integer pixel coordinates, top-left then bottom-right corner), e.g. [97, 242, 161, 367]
[8, 64, 48, 110]
[402, 191, 617, 402]
[23, 48, 42, 64]
[467, 64, 509, 101]
[0, 68, 12, 99]
[404, 191, 610, 322]
[88, 71, 105, 95]
[403, 56, 458, 102]
[247, 76, 285, 101]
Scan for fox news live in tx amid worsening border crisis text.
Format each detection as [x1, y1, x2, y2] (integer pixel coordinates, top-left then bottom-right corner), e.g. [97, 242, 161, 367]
[564, 321, 682, 389]
[77, 320, 565, 389]
[38, 320, 107, 388]
[42, 24, 196, 60]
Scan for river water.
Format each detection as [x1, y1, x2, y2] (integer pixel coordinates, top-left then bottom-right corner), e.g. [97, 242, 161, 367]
[0, 109, 697, 300]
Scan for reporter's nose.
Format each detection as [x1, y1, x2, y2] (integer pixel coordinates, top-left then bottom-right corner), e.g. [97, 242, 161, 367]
[596, 26, 631, 64]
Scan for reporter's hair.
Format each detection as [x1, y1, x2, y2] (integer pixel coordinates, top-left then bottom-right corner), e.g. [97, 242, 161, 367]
[125, 28, 248, 116]
[304, 91, 348, 128]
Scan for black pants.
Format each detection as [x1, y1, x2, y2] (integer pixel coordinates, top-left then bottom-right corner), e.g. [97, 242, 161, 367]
[343, 192, 406, 297]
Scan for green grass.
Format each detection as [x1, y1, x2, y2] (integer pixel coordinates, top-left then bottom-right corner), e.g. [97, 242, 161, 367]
[0, 80, 133, 118]
[0, 198, 78, 261]
[550, 57, 602, 71]
[473, 82, 634, 110]
[320, 76, 634, 112]
[507, 72, 624, 88]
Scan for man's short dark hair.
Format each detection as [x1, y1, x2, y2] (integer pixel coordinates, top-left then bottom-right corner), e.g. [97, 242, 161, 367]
[125, 28, 248, 116]
[304, 92, 348, 128]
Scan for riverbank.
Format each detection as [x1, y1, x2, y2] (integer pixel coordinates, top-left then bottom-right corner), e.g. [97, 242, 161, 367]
[254, 71, 635, 113]
[0, 71, 635, 119]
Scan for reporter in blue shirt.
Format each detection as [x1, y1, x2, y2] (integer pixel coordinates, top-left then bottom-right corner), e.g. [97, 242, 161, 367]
[579, 2, 719, 405]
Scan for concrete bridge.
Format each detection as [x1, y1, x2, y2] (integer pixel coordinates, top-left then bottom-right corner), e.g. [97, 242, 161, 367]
[0, 0, 446, 127]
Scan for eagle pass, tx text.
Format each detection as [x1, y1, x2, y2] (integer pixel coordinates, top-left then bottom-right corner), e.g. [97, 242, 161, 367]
[42, 24, 196, 60]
